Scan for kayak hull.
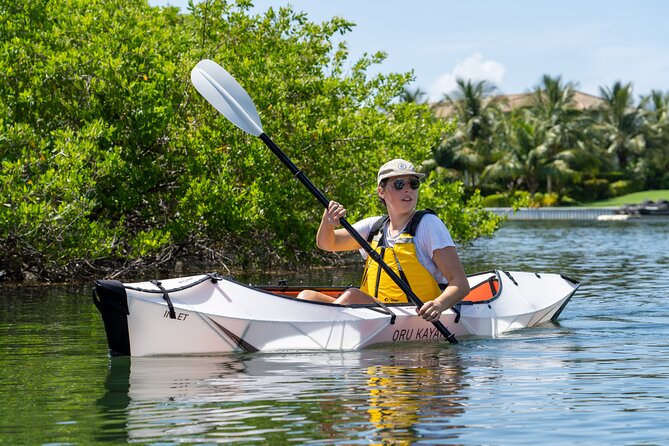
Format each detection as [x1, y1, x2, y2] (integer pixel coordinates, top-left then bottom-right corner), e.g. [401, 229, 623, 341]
[93, 270, 579, 356]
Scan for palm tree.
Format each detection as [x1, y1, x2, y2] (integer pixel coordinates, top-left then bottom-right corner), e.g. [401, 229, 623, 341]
[400, 87, 427, 104]
[640, 90, 669, 188]
[483, 109, 579, 194]
[482, 112, 544, 194]
[531, 75, 577, 123]
[528, 75, 585, 194]
[432, 78, 501, 189]
[597, 81, 646, 171]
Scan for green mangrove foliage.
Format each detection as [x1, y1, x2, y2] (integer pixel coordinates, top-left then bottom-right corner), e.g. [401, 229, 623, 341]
[0, 0, 499, 281]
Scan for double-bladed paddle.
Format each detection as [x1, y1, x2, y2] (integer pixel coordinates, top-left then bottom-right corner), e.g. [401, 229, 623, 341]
[191, 59, 458, 344]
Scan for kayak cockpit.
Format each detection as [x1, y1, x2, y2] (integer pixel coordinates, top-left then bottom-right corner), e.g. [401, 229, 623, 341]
[256, 285, 346, 300]
[256, 270, 502, 305]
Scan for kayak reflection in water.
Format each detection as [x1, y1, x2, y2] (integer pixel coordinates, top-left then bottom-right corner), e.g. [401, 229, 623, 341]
[365, 355, 466, 443]
[297, 158, 470, 322]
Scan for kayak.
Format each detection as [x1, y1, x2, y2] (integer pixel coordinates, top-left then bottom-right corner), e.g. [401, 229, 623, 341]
[93, 270, 579, 356]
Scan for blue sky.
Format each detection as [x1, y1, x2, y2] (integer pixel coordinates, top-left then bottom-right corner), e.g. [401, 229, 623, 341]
[150, 0, 669, 102]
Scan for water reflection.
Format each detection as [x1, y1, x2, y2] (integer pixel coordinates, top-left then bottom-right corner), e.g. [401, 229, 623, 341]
[95, 357, 131, 443]
[363, 350, 466, 444]
[98, 347, 472, 444]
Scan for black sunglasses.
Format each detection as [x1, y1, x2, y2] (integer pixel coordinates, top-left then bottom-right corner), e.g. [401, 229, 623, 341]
[391, 178, 421, 191]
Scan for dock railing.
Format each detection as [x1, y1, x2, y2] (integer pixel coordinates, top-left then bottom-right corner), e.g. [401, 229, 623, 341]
[486, 207, 619, 221]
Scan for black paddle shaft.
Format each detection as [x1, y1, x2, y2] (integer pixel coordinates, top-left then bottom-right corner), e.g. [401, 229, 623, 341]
[259, 133, 458, 344]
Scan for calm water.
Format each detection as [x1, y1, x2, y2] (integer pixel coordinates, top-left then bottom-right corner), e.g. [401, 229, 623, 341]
[1, 220, 669, 445]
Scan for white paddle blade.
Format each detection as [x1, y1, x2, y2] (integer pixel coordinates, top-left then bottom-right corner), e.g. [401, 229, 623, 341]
[191, 59, 263, 136]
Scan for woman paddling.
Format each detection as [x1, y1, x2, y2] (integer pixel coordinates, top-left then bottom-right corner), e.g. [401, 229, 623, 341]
[297, 158, 470, 322]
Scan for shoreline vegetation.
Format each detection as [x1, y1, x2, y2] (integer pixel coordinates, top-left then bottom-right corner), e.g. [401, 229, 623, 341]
[1, 1, 498, 284]
[2, 2, 668, 283]
[583, 190, 669, 207]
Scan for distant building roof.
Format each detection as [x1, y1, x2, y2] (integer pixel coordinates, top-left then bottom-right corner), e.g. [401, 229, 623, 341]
[431, 91, 606, 119]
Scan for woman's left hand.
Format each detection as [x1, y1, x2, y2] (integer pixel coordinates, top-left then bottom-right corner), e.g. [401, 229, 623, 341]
[417, 300, 445, 321]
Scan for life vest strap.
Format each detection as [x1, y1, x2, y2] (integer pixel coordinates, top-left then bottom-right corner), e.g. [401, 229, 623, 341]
[367, 209, 438, 244]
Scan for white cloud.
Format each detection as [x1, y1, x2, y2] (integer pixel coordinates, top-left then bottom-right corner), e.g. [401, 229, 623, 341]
[429, 53, 505, 101]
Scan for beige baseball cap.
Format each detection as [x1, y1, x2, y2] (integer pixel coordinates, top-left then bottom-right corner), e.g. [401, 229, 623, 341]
[377, 158, 425, 185]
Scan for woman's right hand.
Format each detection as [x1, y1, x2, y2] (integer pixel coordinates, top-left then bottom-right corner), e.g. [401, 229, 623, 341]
[317, 201, 359, 252]
[324, 201, 347, 227]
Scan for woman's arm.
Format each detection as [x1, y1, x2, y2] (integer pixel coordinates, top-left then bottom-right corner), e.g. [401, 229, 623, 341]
[416, 246, 470, 321]
[316, 201, 362, 252]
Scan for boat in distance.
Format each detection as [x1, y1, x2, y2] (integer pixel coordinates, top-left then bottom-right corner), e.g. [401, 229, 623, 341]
[93, 269, 580, 357]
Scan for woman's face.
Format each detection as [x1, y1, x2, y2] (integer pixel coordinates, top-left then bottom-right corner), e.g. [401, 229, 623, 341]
[378, 175, 420, 213]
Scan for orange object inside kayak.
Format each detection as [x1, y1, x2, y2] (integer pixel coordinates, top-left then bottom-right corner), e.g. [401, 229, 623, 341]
[463, 276, 499, 303]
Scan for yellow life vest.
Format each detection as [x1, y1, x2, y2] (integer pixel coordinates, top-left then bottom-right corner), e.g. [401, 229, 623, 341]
[359, 210, 443, 303]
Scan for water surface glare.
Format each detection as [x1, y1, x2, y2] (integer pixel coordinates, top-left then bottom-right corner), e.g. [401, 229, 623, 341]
[1, 220, 668, 444]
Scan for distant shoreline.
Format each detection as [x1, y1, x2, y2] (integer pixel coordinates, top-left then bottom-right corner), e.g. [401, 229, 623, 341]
[583, 190, 669, 207]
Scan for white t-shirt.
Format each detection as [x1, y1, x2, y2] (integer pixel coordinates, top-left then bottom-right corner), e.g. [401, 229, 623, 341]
[353, 213, 455, 284]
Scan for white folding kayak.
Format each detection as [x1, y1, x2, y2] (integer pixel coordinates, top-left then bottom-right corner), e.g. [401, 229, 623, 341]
[93, 270, 579, 356]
